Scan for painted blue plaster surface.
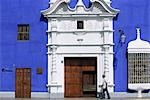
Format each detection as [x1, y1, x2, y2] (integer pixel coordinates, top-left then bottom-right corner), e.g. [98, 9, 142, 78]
[69, 0, 91, 8]
[0, 0, 2, 90]
[112, 0, 150, 92]
[0, 0, 49, 91]
[0, 0, 150, 93]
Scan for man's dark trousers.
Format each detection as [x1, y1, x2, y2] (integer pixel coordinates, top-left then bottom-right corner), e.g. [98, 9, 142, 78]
[103, 88, 110, 99]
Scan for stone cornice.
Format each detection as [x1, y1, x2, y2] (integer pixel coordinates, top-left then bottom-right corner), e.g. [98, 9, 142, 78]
[46, 29, 114, 33]
[41, 0, 119, 17]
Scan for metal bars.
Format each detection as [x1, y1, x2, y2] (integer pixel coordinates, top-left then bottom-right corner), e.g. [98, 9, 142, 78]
[128, 53, 150, 83]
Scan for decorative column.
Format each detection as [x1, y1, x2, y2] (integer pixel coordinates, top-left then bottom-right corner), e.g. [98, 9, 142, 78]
[103, 45, 110, 76]
[103, 18, 111, 75]
[47, 17, 63, 98]
[47, 18, 58, 85]
[50, 45, 57, 84]
[102, 17, 114, 92]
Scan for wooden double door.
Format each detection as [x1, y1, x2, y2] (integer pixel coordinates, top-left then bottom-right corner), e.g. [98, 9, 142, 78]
[15, 68, 31, 98]
[65, 57, 97, 97]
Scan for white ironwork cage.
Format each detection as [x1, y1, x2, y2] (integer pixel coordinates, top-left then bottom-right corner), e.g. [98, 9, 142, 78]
[127, 28, 150, 97]
[128, 53, 150, 84]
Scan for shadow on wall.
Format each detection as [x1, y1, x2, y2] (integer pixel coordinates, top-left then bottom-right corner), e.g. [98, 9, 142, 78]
[127, 89, 149, 93]
[113, 13, 119, 21]
[40, 14, 48, 23]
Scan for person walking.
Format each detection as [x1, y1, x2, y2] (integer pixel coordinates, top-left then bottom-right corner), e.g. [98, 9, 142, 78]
[102, 74, 110, 99]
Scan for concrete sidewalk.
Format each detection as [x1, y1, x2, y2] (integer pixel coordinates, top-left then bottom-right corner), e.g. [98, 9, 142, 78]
[0, 97, 150, 100]
[1, 93, 150, 100]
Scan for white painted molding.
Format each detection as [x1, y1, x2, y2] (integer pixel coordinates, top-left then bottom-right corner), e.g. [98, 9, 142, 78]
[46, 29, 114, 33]
[31, 92, 49, 98]
[0, 92, 15, 98]
[41, 0, 119, 16]
[128, 28, 150, 53]
[0, 92, 50, 98]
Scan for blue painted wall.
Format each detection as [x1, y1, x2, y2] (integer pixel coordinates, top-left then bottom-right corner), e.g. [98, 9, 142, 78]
[112, 0, 150, 92]
[0, 0, 49, 92]
[0, 0, 2, 90]
[0, 0, 150, 93]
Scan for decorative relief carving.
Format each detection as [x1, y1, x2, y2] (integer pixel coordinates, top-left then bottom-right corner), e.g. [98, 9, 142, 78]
[50, 45, 57, 52]
[51, 19, 57, 31]
[73, 32, 87, 35]
[103, 18, 109, 30]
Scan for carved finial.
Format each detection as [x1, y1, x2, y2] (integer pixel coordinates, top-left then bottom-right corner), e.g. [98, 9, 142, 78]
[77, 0, 84, 6]
[136, 27, 141, 40]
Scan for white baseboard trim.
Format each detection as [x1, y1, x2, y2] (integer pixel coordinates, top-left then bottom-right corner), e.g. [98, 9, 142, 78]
[0, 92, 49, 98]
[110, 92, 150, 98]
[48, 93, 64, 98]
[31, 92, 49, 98]
[0, 92, 15, 98]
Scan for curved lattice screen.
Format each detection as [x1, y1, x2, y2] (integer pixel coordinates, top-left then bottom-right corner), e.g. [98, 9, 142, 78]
[128, 53, 150, 83]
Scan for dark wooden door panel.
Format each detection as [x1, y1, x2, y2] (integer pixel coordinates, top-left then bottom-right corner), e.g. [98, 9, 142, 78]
[65, 84, 82, 97]
[23, 69, 31, 98]
[65, 57, 97, 97]
[16, 69, 23, 98]
[82, 58, 96, 71]
[83, 72, 96, 92]
[65, 59, 82, 97]
[15, 68, 31, 98]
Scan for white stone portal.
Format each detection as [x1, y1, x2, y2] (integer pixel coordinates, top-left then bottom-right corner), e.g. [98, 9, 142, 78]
[42, 0, 119, 98]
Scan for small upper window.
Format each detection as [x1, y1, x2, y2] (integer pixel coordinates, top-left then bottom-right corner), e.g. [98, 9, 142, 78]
[77, 21, 84, 29]
[17, 24, 29, 40]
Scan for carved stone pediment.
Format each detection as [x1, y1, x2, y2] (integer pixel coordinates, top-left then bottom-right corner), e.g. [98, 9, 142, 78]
[41, 0, 119, 17]
[51, 2, 109, 15]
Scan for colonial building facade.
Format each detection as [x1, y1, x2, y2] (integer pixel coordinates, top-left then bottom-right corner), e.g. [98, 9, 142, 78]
[0, 0, 150, 98]
[41, 0, 119, 98]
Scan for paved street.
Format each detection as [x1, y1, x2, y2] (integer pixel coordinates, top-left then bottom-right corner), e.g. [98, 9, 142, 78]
[0, 97, 150, 100]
